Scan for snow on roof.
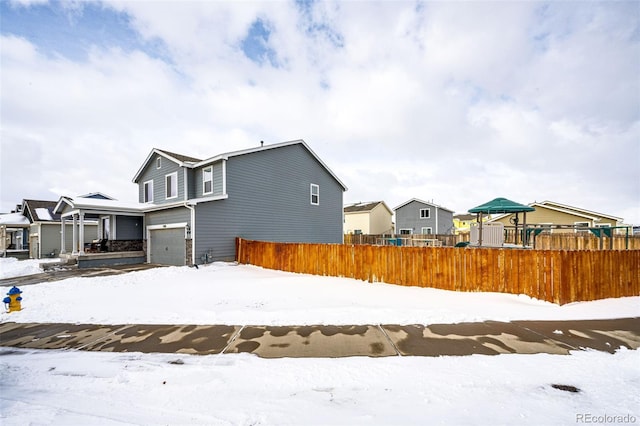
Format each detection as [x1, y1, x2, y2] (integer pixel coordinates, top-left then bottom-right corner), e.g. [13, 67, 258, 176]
[68, 197, 147, 211]
[35, 208, 53, 221]
[0, 212, 30, 226]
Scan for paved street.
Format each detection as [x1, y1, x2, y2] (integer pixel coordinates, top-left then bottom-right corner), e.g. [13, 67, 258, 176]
[2, 317, 638, 358]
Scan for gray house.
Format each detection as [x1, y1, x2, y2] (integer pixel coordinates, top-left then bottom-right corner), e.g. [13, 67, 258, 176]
[23, 199, 99, 259]
[132, 139, 347, 265]
[394, 198, 454, 235]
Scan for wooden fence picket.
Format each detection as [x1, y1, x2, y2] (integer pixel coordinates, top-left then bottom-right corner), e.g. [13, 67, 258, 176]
[236, 238, 640, 305]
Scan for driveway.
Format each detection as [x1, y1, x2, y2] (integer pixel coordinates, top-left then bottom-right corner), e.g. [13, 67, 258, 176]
[0, 263, 164, 287]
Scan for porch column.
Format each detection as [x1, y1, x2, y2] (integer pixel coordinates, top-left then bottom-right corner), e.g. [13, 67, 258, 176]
[72, 214, 78, 255]
[60, 217, 66, 254]
[79, 212, 85, 255]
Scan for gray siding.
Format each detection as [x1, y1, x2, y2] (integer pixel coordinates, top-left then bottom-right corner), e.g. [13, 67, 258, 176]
[114, 216, 143, 240]
[145, 207, 191, 228]
[137, 155, 185, 204]
[194, 160, 225, 198]
[395, 200, 454, 234]
[186, 169, 196, 200]
[194, 144, 344, 262]
[34, 222, 98, 257]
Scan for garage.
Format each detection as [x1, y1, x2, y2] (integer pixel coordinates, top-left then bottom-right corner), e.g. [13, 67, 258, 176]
[148, 227, 186, 266]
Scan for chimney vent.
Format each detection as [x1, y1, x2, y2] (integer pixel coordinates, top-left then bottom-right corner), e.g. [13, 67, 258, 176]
[260, 140, 264, 147]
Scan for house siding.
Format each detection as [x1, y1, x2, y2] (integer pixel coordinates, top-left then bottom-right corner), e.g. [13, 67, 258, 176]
[194, 144, 344, 262]
[137, 156, 185, 204]
[395, 200, 454, 234]
[194, 160, 225, 198]
[114, 215, 143, 240]
[145, 207, 191, 228]
[492, 208, 617, 232]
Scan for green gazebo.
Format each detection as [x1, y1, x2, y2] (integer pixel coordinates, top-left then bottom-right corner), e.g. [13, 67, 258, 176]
[468, 197, 535, 247]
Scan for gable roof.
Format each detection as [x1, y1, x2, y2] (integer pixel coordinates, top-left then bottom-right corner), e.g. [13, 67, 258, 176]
[77, 192, 115, 200]
[22, 199, 60, 222]
[156, 149, 202, 164]
[394, 198, 454, 213]
[133, 140, 347, 191]
[344, 201, 392, 214]
[469, 197, 535, 214]
[533, 200, 623, 222]
[132, 148, 203, 182]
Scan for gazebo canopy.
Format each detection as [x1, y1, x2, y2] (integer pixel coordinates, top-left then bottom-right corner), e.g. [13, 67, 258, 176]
[468, 197, 535, 215]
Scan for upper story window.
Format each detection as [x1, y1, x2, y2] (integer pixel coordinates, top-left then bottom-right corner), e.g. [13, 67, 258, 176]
[420, 208, 430, 219]
[203, 166, 213, 195]
[310, 184, 319, 205]
[166, 172, 178, 199]
[156, 157, 161, 169]
[144, 180, 154, 203]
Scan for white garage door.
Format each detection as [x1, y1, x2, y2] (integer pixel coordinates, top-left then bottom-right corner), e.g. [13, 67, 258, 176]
[149, 228, 186, 266]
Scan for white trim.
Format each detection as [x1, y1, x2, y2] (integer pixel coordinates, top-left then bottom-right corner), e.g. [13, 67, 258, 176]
[419, 208, 430, 219]
[310, 183, 319, 205]
[165, 172, 178, 200]
[156, 156, 161, 169]
[202, 165, 213, 195]
[144, 180, 154, 203]
[421, 227, 432, 234]
[146, 222, 188, 264]
[399, 228, 413, 235]
[186, 194, 229, 205]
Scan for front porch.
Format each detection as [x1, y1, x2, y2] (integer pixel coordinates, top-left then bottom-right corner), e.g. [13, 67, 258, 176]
[60, 250, 146, 269]
[54, 196, 147, 266]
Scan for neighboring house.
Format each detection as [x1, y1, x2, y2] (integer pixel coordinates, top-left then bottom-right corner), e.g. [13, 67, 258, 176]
[489, 200, 625, 233]
[0, 207, 30, 258]
[343, 201, 394, 235]
[453, 213, 491, 234]
[131, 139, 346, 265]
[23, 199, 98, 259]
[394, 199, 454, 235]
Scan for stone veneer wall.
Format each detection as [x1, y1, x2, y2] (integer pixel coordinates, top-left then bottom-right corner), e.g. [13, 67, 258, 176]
[107, 240, 144, 252]
[186, 239, 193, 266]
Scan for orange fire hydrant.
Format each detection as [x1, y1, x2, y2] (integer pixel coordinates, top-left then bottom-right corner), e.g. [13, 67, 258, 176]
[3, 286, 23, 313]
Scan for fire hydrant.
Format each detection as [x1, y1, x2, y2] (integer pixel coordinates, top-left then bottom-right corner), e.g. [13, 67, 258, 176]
[3, 286, 23, 313]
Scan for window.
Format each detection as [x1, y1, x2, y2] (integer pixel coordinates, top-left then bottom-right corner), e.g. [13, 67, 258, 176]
[399, 229, 412, 235]
[156, 157, 161, 169]
[203, 166, 213, 195]
[143, 180, 154, 203]
[595, 223, 611, 228]
[310, 184, 319, 205]
[420, 208, 430, 219]
[575, 222, 590, 233]
[166, 172, 178, 199]
[421, 227, 433, 234]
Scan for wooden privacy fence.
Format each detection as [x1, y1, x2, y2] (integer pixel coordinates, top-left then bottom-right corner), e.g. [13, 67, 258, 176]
[236, 238, 640, 305]
[344, 233, 640, 250]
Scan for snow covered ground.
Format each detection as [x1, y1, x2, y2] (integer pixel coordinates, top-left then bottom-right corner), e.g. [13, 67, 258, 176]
[1, 258, 639, 425]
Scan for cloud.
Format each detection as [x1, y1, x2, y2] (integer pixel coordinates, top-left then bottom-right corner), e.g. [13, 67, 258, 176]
[1, 0, 638, 224]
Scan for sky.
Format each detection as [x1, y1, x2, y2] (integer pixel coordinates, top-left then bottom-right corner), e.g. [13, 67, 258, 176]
[1, 0, 639, 223]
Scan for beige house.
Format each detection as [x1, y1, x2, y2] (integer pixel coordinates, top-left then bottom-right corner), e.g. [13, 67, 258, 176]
[489, 200, 625, 233]
[344, 201, 394, 235]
